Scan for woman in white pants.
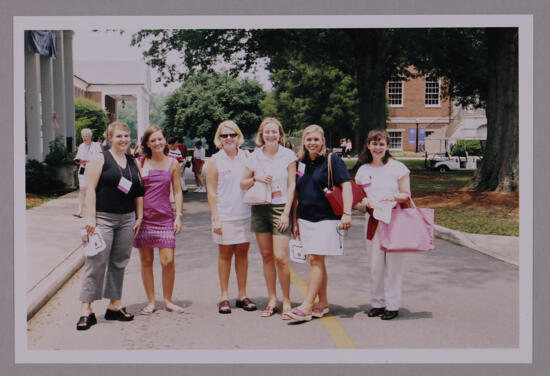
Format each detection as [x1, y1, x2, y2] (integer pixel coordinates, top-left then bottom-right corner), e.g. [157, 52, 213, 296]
[355, 129, 411, 320]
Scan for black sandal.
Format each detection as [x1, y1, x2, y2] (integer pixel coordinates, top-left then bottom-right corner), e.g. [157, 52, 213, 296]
[105, 307, 134, 321]
[76, 313, 97, 331]
[218, 299, 231, 314]
[236, 297, 257, 311]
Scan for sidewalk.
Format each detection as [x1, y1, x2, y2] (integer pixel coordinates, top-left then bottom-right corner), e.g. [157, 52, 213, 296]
[24, 189, 519, 320]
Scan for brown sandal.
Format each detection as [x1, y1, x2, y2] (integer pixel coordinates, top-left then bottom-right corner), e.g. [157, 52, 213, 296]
[218, 299, 231, 314]
[236, 297, 257, 311]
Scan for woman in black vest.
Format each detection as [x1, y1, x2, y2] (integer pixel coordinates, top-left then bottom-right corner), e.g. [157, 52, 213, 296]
[76, 121, 144, 330]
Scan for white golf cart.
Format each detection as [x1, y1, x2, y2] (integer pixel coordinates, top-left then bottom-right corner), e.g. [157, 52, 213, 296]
[427, 152, 480, 173]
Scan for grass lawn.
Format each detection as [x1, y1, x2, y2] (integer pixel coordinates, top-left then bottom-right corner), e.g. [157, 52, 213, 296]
[26, 193, 60, 209]
[345, 157, 519, 236]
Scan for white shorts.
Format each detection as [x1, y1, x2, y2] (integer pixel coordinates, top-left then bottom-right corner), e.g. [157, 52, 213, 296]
[298, 219, 344, 256]
[77, 173, 86, 188]
[212, 217, 252, 245]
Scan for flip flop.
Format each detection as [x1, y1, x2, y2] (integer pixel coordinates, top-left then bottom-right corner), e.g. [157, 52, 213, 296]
[286, 308, 312, 322]
[165, 304, 185, 314]
[260, 305, 279, 317]
[140, 305, 156, 315]
[72, 213, 83, 218]
[312, 305, 330, 318]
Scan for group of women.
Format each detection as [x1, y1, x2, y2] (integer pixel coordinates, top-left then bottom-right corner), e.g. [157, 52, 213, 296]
[76, 117, 412, 330]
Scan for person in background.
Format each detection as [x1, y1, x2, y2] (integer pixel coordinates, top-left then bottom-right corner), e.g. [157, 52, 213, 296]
[287, 125, 352, 322]
[73, 128, 102, 218]
[92, 135, 103, 151]
[102, 131, 111, 151]
[176, 137, 188, 193]
[192, 140, 206, 192]
[76, 121, 144, 330]
[345, 138, 353, 158]
[284, 140, 293, 151]
[133, 126, 184, 315]
[355, 129, 411, 321]
[240, 117, 296, 319]
[206, 120, 256, 314]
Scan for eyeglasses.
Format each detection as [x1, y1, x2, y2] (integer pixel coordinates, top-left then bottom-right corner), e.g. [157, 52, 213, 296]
[220, 133, 238, 139]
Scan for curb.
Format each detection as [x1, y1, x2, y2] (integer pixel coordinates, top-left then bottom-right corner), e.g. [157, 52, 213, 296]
[434, 225, 519, 266]
[27, 245, 85, 320]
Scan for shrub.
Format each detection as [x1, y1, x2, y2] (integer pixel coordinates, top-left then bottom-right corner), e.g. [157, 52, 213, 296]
[44, 136, 75, 166]
[450, 140, 484, 157]
[25, 159, 65, 194]
[75, 97, 109, 144]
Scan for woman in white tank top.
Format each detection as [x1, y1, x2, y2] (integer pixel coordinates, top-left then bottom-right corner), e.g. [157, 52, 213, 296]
[205, 120, 256, 314]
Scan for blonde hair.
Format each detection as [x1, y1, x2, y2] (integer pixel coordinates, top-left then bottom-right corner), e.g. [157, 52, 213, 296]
[297, 124, 327, 161]
[106, 121, 130, 140]
[254, 117, 286, 147]
[213, 120, 244, 149]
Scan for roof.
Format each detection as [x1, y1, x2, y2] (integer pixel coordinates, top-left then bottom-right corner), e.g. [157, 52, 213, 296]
[73, 60, 151, 90]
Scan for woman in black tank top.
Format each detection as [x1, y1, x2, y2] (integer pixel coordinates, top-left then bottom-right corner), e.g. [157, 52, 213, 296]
[76, 121, 144, 331]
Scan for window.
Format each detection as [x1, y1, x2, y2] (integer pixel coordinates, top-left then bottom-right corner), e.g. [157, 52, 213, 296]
[425, 78, 440, 106]
[388, 131, 402, 150]
[387, 81, 403, 106]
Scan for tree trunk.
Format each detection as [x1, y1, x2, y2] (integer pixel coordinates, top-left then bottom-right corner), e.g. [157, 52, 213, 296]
[355, 29, 389, 153]
[469, 28, 519, 192]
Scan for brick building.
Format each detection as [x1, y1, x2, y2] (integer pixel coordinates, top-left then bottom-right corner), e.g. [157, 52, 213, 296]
[385, 69, 486, 153]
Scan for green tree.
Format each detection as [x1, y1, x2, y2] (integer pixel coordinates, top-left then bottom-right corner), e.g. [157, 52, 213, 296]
[163, 72, 266, 152]
[116, 100, 137, 141]
[263, 59, 358, 147]
[406, 28, 518, 192]
[74, 97, 109, 144]
[149, 92, 168, 126]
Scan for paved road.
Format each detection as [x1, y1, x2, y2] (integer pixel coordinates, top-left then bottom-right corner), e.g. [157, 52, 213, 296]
[27, 191, 519, 350]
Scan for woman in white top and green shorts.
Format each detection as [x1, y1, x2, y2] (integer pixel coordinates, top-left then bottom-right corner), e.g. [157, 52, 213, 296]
[241, 118, 297, 319]
[206, 120, 256, 314]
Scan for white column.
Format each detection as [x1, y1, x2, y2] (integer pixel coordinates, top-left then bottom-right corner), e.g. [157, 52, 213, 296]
[136, 91, 150, 141]
[63, 30, 75, 152]
[40, 55, 55, 159]
[25, 31, 42, 161]
[52, 31, 66, 140]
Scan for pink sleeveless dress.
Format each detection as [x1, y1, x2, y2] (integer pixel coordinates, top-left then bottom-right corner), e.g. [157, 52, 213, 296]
[133, 158, 176, 248]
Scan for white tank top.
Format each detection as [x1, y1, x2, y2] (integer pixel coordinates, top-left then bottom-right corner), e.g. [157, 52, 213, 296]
[212, 148, 251, 221]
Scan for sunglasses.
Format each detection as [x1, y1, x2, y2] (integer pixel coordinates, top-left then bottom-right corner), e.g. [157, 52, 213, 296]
[220, 133, 238, 139]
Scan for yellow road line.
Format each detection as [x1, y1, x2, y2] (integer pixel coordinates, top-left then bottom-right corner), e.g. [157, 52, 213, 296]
[289, 265, 356, 349]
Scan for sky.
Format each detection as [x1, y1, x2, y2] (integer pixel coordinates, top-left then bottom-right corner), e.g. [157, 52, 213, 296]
[72, 28, 272, 94]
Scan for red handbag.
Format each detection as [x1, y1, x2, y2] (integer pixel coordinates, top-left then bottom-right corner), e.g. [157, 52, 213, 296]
[377, 198, 435, 253]
[323, 153, 366, 216]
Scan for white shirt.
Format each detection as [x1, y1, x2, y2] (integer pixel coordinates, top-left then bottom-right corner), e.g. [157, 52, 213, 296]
[75, 142, 102, 166]
[355, 158, 410, 224]
[193, 147, 206, 160]
[212, 148, 251, 221]
[247, 145, 297, 205]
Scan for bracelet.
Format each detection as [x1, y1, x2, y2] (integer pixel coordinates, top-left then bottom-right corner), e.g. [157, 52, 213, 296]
[136, 217, 143, 220]
[342, 211, 352, 216]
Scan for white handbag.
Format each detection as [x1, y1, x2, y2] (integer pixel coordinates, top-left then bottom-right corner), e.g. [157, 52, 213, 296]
[289, 238, 306, 263]
[83, 229, 106, 257]
[243, 181, 272, 205]
[242, 154, 272, 205]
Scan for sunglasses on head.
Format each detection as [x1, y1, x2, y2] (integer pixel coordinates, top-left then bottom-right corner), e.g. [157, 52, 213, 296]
[220, 133, 238, 139]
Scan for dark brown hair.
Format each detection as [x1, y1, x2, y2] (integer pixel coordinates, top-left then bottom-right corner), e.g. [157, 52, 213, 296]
[357, 129, 393, 166]
[141, 125, 169, 158]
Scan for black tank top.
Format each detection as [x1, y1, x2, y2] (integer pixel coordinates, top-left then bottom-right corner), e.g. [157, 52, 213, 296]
[96, 151, 143, 214]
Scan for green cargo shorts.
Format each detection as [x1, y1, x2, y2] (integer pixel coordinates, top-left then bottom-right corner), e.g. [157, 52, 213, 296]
[250, 204, 292, 236]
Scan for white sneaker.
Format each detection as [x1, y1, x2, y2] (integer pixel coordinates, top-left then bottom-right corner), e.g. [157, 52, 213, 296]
[193, 187, 201, 192]
[200, 187, 207, 192]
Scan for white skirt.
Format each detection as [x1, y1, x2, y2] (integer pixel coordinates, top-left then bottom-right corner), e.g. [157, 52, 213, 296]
[298, 219, 344, 256]
[212, 217, 252, 245]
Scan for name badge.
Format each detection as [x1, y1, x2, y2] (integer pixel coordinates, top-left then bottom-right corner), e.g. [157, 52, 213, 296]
[296, 162, 306, 176]
[272, 184, 283, 200]
[117, 176, 133, 194]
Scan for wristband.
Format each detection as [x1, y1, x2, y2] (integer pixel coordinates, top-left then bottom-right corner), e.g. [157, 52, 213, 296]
[136, 217, 143, 220]
[343, 211, 352, 216]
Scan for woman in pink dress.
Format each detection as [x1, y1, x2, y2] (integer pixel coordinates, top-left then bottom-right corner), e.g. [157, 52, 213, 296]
[133, 125, 184, 315]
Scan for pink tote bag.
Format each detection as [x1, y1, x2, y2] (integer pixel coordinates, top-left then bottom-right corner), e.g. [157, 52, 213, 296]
[378, 198, 435, 253]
